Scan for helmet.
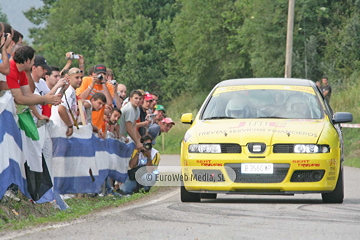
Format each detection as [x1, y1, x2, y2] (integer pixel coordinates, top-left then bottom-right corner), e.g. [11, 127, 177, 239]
[225, 99, 248, 118]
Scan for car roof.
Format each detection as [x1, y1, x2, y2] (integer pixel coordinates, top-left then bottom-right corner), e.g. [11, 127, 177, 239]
[218, 78, 314, 87]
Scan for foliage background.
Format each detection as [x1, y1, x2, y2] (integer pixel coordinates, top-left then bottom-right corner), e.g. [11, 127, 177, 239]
[14, 0, 360, 103]
[2, 0, 360, 163]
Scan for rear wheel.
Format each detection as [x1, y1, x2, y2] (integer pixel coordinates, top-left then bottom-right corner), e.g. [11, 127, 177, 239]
[322, 168, 344, 203]
[200, 193, 217, 199]
[180, 184, 200, 202]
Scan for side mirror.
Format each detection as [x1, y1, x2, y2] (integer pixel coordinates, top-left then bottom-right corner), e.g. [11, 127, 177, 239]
[332, 112, 353, 124]
[181, 113, 193, 124]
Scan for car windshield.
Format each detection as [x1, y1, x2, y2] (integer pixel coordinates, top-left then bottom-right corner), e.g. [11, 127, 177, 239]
[201, 86, 324, 120]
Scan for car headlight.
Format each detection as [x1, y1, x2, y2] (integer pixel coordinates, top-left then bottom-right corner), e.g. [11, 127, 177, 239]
[188, 144, 221, 153]
[294, 144, 330, 153]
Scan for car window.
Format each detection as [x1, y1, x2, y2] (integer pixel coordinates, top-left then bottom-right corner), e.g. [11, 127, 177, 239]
[201, 87, 324, 120]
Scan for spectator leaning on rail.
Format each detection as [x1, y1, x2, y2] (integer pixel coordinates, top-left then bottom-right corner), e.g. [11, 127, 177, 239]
[6, 45, 61, 107]
[0, 25, 12, 92]
[76, 64, 113, 136]
[104, 107, 122, 139]
[148, 117, 175, 145]
[118, 89, 143, 149]
[50, 68, 83, 136]
[152, 104, 166, 124]
[83, 92, 107, 134]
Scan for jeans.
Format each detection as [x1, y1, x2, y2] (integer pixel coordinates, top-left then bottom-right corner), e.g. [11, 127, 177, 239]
[119, 177, 151, 194]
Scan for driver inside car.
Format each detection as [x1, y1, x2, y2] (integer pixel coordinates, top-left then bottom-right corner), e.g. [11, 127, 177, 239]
[225, 98, 249, 118]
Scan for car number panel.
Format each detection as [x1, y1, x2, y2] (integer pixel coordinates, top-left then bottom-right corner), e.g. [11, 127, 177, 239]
[241, 163, 274, 174]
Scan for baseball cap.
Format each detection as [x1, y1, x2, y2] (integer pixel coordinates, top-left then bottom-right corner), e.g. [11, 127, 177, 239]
[155, 104, 166, 113]
[94, 64, 107, 74]
[34, 55, 50, 71]
[162, 117, 175, 125]
[144, 93, 153, 101]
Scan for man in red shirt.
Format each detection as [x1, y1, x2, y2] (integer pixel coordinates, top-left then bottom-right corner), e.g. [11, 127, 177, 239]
[6, 46, 61, 106]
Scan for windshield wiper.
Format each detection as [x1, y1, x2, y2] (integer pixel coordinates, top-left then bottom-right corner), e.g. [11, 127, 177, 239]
[203, 116, 235, 120]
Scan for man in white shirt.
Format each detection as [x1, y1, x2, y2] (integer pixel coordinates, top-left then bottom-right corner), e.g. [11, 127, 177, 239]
[50, 68, 83, 136]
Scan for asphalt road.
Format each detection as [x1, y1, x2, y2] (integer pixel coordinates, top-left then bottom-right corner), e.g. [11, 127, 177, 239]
[3, 155, 360, 240]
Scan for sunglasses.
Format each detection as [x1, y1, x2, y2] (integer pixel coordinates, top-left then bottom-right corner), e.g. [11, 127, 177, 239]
[69, 70, 83, 75]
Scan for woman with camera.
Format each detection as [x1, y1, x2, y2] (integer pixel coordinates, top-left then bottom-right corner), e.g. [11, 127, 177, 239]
[119, 134, 160, 195]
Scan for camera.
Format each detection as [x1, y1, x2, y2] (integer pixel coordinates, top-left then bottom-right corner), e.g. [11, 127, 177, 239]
[143, 142, 152, 151]
[147, 113, 156, 121]
[71, 53, 80, 59]
[97, 74, 104, 80]
[110, 80, 117, 85]
[3, 32, 7, 40]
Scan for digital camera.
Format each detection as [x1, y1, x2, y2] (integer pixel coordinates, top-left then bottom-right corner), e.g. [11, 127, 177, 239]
[71, 53, 80, 59]
[147, 113, 156, 121]
[97, 74, 104, 80]
[143, 142, 152, 151]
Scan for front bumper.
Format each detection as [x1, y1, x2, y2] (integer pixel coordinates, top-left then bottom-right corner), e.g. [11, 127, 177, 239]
[181, 152, 341, 194]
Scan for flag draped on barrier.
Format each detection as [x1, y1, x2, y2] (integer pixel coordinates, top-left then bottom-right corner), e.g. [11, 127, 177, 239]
[0, 91, 134, 209]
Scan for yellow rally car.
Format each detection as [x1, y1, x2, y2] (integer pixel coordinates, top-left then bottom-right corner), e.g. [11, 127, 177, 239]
[180, 78, 352, 203]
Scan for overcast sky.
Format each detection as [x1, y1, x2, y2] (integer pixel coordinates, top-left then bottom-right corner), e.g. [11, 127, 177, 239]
[0, 0, 44, 42]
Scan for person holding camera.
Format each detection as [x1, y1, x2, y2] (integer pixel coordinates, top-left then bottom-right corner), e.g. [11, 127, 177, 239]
[61, 52, 85, 74]
[76, 64, 113, 135]
[136, 92, 154, 136]
[119, 134, 160, 194]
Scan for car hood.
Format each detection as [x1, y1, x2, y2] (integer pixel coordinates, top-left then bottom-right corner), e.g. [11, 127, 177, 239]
[191, 119, 326, 144]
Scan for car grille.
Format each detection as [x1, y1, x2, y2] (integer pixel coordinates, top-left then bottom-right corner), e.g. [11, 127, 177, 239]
[225, 163, 290, 183]
[221, 144, 241, 153]
[273, 144, 294, 153]
[247, 142, 266, 153]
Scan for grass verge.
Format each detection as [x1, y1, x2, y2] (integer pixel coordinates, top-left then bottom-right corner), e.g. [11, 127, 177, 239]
[0, 187, 164, 232]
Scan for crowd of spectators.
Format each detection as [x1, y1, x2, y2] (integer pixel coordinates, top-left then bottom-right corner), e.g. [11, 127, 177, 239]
[0, 22, 175, 201]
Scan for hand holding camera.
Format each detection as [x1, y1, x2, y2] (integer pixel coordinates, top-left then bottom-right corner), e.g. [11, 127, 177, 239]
[97, 74, 107, 84]
[141, 142, 152, 154]
[65, 52, 80, 60]
[0, 33, 12, 49]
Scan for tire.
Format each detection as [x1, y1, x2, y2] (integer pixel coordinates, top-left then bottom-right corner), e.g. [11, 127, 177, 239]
[180, 185, 200, 202]
[200, 193, 217, 199]
[322, 168, 344, 203]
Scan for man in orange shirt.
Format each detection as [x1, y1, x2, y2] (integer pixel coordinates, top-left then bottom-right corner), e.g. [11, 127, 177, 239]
[76, 64, 113, 133]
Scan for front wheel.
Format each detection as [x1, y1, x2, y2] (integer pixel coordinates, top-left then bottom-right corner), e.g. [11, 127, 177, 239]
[322, 168, 344, 203]
[180, 184, 200, 202]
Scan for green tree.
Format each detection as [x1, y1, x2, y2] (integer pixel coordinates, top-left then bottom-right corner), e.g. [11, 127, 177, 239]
[95, 0, 180, 99]
[0, 4, 8, 23]
[172, 0, 251, 91]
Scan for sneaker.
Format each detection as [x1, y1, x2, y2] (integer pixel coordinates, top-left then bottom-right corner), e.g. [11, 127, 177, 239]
[107, 190, 123, 198]
[62, 194, 75, 200]
[4, 190, 21, 202]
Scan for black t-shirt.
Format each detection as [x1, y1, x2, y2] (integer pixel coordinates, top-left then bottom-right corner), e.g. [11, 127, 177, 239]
[138, 107, 148, 136]
[321, 85, 332, 102]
